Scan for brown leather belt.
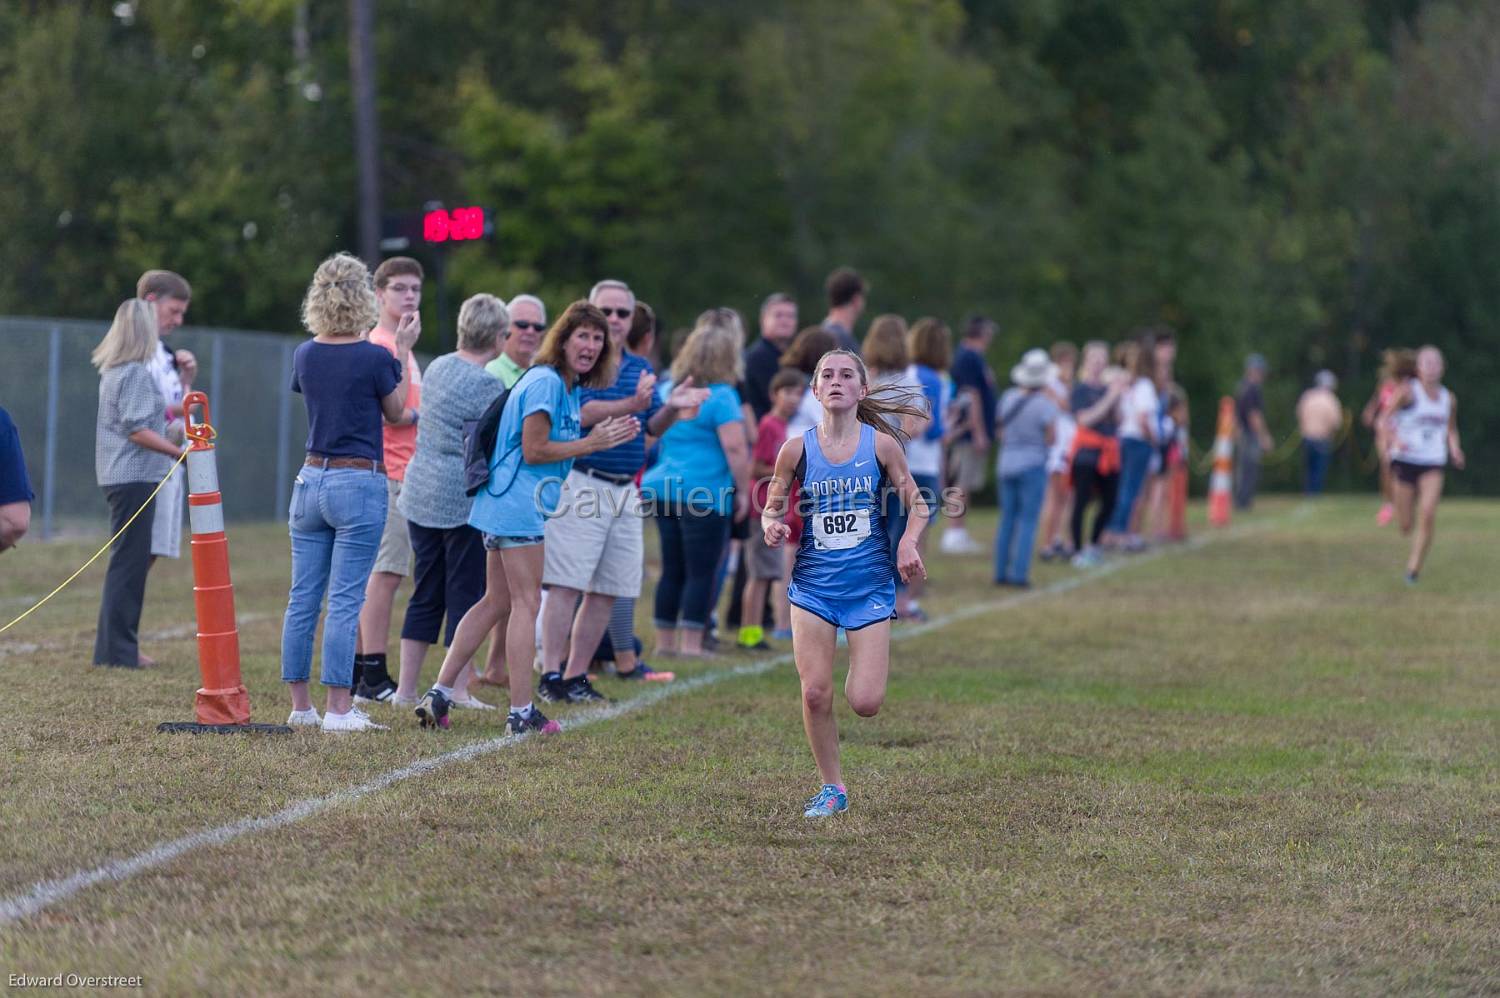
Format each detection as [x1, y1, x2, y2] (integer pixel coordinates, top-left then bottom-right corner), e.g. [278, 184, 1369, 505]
[305, 454, 387, 474]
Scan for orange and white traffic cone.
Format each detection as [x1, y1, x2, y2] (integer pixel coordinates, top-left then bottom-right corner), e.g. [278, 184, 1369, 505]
[160, 392, 287, 734]
[1208, 396, 1234, 527]
[1167, 454, 1189, 541]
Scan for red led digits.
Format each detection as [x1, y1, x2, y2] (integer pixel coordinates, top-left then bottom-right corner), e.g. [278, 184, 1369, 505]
[422, 206, 484, 244]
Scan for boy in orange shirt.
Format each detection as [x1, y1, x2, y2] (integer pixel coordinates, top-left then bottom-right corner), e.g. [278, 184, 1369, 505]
[354, 257, 425, 702]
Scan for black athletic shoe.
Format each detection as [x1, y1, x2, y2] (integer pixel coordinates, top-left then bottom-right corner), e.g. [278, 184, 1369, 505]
[537, 671, 568, 703]
[414, 688, 451, 730]
[506, 707, 562, 735]
[563, 675, 609, 703]
[353, 677, 398, 704]
[616, 662, 674, 682]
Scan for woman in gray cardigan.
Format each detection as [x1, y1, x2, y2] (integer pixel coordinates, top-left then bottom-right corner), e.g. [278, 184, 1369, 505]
[387, 293, 508, 705]
[92, 299, 187, 667]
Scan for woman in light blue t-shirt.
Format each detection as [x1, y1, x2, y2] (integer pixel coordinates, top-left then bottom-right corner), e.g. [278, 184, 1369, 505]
[641, 310, 751, 658]
[413, 302, 638, 736]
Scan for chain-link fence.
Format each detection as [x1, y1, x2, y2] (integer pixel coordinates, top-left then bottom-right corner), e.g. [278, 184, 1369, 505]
[1, 316, 431, 538]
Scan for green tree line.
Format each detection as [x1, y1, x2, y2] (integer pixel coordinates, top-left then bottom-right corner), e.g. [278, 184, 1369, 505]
[2, 0, 1496, 491]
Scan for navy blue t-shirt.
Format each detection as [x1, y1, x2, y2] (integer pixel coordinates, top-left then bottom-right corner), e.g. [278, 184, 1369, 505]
[291, 340, 401, 462]
[740, 337, 785, 422]
[1071, 382, 1117, 437]
[0, 406, 34, 505]
[951, 345, 997, 443]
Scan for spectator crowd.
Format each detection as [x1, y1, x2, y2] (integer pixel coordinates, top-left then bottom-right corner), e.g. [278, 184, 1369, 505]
[2, 255, 1449, 735]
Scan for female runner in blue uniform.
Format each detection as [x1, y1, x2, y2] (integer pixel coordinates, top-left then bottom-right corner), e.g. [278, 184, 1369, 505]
[762, 349, 930, 818]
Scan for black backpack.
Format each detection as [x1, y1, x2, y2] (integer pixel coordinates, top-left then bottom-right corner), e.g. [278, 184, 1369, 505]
[462, 368, 539, 498]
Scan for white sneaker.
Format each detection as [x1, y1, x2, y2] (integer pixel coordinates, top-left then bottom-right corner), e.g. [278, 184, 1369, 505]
[287, 707, 321, 727]
[388, 693, 418, 707]
[450, 693, 496, 711]
[940, 529, 981, 555]
[321, 707, 389, 732]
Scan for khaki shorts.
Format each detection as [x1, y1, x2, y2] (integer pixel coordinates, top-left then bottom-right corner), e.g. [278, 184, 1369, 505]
[949, 441, 990, 495]
[372, 477, 413, 576]
[744, 528, 783, 581]
[542, 470, 643, 597]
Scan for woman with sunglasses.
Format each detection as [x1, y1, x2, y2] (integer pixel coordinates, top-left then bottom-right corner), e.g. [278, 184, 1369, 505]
[415, 301, 638, 733]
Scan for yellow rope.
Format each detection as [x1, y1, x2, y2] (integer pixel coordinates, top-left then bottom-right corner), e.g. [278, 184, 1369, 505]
[0, 448, 191, 636]
[1189, 410, 1368, 476]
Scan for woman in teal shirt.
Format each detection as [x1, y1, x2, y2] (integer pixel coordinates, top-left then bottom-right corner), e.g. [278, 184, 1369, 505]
[415, 301, 637, 734]
[642, 309, 752, 657]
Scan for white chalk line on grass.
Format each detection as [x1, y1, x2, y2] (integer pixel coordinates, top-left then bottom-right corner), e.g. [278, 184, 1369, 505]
[0, 613, 274, 661]
[0, 513, 1295, 927]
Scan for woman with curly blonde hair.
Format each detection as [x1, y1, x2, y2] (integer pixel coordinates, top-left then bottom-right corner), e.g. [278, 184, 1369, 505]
[281, 253, 418, 732]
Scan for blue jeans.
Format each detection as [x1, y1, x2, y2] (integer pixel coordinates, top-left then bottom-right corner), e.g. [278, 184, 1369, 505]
[1106, 438, 1155, 533]
[1303, 439, 1332, 495]
[994, 465, 1047, 584]
[280, 465, 388, 688]
[654, 507, 730, 631]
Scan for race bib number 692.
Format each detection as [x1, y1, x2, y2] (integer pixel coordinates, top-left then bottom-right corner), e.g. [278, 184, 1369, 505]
[811, 508, 871, 551]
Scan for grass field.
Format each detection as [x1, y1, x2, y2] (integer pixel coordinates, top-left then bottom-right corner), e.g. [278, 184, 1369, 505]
[0, 497, 1496, 995]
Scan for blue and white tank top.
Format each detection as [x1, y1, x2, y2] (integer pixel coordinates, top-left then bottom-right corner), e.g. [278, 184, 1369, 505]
[792, 424, 893, 593]
[1391, 380, 1450, 467]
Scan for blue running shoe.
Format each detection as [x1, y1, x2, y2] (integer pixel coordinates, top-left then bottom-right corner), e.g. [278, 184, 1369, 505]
[803, 784, 848, 818]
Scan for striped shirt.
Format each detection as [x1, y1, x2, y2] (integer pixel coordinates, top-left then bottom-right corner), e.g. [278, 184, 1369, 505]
[96, 361, 174, 486]
[576, 351, 660, 478]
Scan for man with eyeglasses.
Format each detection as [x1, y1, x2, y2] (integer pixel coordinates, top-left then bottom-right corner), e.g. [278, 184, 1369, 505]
[485, 294, 547, 389]
[352, 256, 425, 703]
[536, 278, 709, 702]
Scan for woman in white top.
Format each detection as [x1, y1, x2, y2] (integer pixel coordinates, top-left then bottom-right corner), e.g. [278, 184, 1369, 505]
[1387, 346, 1465, 583]
[1101, 339, 1157, 550]
[905, 318, 952, 619]
[1037, 341, 1077, 561]
[862, 315, 930, 619]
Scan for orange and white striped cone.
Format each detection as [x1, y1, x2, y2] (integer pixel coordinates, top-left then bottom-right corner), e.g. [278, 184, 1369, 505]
[1208, 396, 1234, 527]
[1167, 455, 1189, 541]
[159, 392, 292, 734]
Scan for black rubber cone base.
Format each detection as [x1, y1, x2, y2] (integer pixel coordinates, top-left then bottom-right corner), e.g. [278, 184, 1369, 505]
[157, 721, 295, 735]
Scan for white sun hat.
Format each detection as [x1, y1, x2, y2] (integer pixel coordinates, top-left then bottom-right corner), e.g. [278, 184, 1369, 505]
[1011, 348, 1057, 389]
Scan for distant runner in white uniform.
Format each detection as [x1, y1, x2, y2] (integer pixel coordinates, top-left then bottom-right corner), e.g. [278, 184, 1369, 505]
[1387, 346, 1465, 583]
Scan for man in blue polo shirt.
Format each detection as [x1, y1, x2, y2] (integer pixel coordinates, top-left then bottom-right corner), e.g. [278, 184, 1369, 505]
[537, 279, 709, 702]
[0, 406, 34, 553]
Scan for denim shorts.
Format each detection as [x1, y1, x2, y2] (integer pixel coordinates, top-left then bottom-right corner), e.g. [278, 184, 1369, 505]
[483, 532, 544, 551]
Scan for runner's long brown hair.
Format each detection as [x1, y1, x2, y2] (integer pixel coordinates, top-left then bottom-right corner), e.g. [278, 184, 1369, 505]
[813, 349, 928, 446]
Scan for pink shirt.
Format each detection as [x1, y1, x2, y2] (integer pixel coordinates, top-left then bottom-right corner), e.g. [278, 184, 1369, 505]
[367, 326, 421, 480]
